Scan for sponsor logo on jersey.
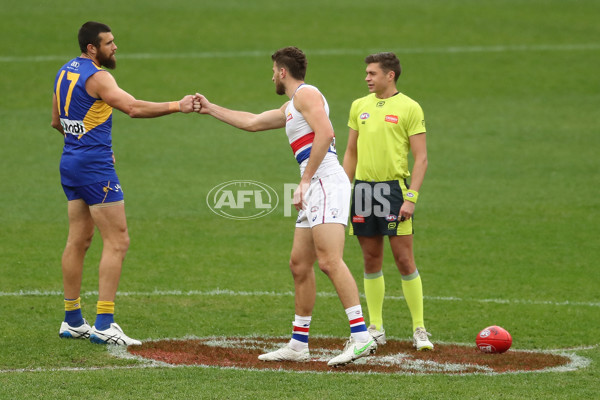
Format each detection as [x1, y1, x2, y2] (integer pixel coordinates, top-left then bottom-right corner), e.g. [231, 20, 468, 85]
[70, 61, 80, 69]
[60, 118, 86, 137]
[360, 113, 370, 120]
[376, 101, 385, 108]
[286, 112, 293, 122]
[385, 115, 399, 124]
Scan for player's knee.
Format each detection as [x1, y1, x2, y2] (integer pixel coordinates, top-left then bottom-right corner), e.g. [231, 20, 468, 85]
[119, 233, 130, 254]
[363, 252, 383, 268]
[289, 257, 310, 279]
[289, 255, 303, 271]
[394, 255, 414, 274]
[107, 232, 130, 255]
[316, 257, 340, 276]
[67, 230, 94, 251]
[81, 233, 94, 251]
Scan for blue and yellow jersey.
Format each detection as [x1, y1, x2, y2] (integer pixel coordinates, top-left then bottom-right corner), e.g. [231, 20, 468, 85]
[348, 92, 425, 181]
[54, 57, 116, 186]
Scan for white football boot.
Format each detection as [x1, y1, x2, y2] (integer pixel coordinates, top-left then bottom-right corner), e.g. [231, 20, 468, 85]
[59, 319, 92, 339]
[367, 324, 387, 345]
[90, 322, 142, 346]
[327, 336, 377, 367]
[258, 344, 310, 362]
[413, 327, 434, 351]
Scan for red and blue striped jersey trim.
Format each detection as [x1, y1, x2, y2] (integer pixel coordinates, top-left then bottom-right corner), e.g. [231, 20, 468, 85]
[290, 132, 315, 164]
[289, 132, 337, 164]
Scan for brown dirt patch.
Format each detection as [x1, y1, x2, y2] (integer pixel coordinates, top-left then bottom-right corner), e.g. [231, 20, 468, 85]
[128, 337, 570, 375]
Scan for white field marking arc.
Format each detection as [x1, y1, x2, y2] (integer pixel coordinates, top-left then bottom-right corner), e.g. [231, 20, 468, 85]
[0, 336, 591, 376]
[1, 43, 600, 63]
[106, 336, 597, 376]
[1, 288, 599, 308]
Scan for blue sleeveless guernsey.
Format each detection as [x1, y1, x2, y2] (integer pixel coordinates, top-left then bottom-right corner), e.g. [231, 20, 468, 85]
[54, 57, 117, 186]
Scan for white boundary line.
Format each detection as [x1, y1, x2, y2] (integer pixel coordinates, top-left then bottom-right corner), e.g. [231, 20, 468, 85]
[1, 288, 598, 308]
[1, 43, 599, 63]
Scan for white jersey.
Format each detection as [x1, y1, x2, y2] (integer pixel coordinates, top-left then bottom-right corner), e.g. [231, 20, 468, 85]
[285, 84, 343, 178]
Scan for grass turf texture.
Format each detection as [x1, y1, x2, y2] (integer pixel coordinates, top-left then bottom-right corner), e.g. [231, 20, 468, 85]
[1, 0, 599, 398]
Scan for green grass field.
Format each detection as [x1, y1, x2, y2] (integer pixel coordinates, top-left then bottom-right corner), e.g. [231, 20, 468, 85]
[1, 0, 599, 398]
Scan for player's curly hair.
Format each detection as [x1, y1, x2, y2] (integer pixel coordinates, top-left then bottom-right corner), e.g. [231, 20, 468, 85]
[78, 21, 111, 54]
[271, 46, 307, 80]
[365, 52, 402, 82]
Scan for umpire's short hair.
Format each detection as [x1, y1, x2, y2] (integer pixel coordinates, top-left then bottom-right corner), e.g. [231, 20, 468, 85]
[365, 52, 402, 82]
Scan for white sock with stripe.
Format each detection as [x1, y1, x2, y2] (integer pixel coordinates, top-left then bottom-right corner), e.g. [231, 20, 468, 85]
[288, 315, 311, 351]
[346, 305, 371, 343]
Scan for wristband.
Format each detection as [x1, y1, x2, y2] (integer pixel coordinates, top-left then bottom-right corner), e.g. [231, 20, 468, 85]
[404, 189, 419, 204]
[169, 101, 181, 113]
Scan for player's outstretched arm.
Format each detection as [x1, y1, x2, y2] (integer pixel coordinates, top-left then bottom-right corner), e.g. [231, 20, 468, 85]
[194, 93, 286, 132]
[88, 71, 194, 118]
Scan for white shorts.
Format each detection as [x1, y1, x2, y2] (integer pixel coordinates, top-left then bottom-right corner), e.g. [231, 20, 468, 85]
[295, 170, 351, 228]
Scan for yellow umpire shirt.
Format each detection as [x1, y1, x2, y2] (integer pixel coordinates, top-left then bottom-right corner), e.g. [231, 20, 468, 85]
[348, 92, 426, 182]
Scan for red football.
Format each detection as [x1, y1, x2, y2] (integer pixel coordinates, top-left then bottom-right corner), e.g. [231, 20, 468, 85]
[476, 325, 512, 353]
